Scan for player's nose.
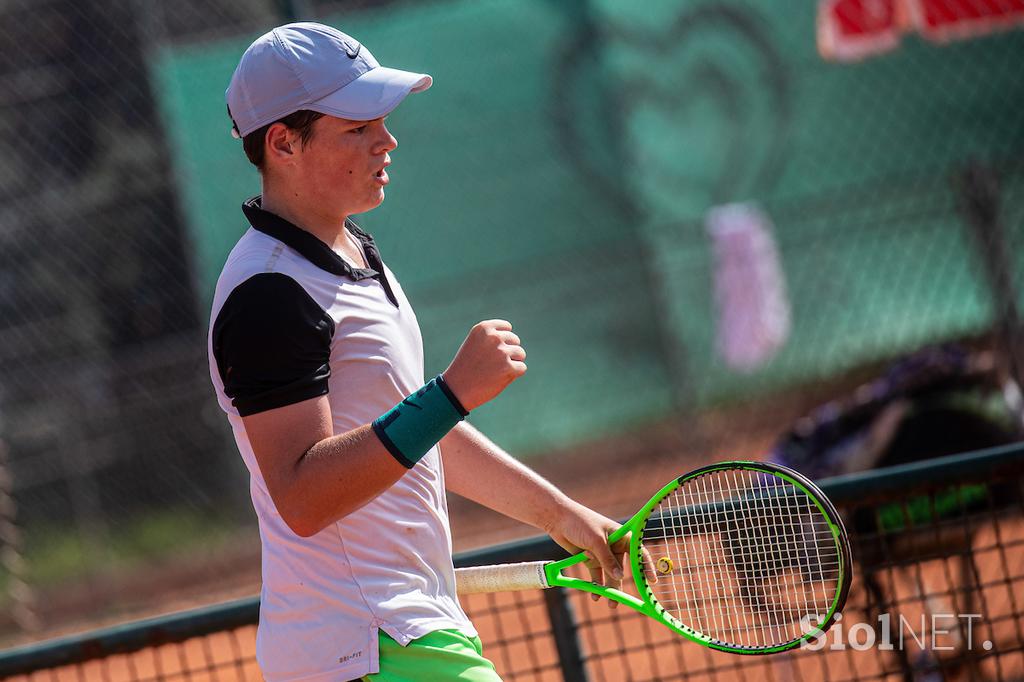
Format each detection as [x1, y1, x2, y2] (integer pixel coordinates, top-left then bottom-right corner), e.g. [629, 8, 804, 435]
[378, 122, 398, 153]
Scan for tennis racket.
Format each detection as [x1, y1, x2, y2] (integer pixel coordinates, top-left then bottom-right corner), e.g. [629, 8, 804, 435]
[455, 461, 852, 655]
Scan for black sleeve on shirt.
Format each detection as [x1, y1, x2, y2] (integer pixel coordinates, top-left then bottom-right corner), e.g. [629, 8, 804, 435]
[212, 273, 335, 417]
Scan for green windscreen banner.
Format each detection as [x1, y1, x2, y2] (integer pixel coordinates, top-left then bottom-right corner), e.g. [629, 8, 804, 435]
[151, 0, 1024, 454]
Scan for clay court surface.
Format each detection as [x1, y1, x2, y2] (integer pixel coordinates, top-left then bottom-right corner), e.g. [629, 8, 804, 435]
[6, 420, 1024, 681]
[8, 515, 1023, 681]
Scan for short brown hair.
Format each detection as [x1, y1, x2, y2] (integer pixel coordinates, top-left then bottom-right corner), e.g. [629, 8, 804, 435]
[241, 110, 325, 170]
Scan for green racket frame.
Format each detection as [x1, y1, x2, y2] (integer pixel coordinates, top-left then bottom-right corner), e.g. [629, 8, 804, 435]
[540, 460, 853, 654]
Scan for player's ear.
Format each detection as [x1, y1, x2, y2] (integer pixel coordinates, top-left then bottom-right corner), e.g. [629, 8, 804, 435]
[264, 122, 297, 167]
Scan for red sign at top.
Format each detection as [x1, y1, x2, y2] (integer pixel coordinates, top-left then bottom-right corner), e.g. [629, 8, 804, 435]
[818, 0, 1024, 61]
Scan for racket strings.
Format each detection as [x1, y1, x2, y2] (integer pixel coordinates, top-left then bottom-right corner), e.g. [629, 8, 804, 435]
[641, 469, 841, 649]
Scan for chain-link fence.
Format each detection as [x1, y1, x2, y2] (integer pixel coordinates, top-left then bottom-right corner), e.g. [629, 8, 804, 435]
[0, 0, 1022, 653]
[1, 445, 1022, 680]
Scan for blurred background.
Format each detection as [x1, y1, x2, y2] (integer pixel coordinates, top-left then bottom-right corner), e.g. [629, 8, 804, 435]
[0, 0, 1022, 679]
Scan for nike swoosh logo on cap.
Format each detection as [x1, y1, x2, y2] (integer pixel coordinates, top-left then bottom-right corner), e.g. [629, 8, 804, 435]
[345, 43, 361, 59]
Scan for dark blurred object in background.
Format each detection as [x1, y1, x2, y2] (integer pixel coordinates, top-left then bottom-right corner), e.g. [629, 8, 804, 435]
[771, 344, 1024, 478]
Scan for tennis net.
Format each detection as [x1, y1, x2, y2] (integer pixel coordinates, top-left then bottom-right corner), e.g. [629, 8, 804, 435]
[1, 443, 1022, 681]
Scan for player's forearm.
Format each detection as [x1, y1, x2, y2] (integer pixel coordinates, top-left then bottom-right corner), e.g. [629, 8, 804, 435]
[248, 376, 468, 537]
[246, 320, 527, 537]
[275, 425, 408, 537]
[440, 422, 577, 533]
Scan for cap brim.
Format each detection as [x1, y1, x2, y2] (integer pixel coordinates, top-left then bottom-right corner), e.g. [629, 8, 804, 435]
[308, 66, 432, 121]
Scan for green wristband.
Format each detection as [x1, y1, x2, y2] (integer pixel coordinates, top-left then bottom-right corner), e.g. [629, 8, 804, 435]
[372, 375, 469, 468]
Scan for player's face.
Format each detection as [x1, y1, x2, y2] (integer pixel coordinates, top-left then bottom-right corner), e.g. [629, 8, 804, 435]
[299, 115, 398, 216]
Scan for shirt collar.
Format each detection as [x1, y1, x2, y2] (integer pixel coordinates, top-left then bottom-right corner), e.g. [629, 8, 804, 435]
[241, 195, 385, 282]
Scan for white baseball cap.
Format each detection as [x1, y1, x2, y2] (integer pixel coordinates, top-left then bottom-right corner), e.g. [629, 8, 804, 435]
[226, 22, 432, 138]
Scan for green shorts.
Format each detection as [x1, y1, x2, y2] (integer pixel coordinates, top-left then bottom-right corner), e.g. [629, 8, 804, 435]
[360, 629, 502, 681]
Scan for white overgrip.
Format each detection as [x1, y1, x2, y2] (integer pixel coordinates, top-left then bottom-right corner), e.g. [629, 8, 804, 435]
[455, 561, 551, 594]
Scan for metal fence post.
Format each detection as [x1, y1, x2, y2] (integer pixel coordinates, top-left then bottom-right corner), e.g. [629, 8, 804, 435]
[956, 161, 1024, 388]
[542, 587, 589, 682]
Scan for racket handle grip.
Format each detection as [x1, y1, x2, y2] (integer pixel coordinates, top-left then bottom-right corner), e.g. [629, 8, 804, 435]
[455, 561, 551, 594]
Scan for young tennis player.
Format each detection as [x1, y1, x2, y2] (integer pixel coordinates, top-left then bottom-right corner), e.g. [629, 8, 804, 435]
[210, 22, 632, 681]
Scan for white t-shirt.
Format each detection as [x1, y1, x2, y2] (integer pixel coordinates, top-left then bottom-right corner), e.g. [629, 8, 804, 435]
[208, 197, 475, 681]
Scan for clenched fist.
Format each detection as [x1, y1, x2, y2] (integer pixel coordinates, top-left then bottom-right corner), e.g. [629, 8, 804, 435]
[441, 320, 527, 412]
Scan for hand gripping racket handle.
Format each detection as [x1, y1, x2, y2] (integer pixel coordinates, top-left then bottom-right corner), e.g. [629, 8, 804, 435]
[455, 561, 550, 594]
[454, 554, 645, 610]
[454, 524, 639, 602]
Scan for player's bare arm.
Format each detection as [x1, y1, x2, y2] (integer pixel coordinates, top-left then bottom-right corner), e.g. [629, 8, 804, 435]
[441, 422, 657, 597]
[242, 319, 525, 537]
